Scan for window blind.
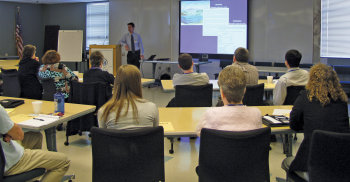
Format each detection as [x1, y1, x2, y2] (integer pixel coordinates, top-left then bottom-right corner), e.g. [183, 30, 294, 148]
[86, 2, 109, 50]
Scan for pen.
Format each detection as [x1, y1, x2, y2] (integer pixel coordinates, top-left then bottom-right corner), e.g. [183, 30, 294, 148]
[33, 118, 44, 121]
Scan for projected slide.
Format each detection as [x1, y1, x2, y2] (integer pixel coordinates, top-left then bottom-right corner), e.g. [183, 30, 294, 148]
[321, 0, 350, 58]
[180, 0, 248, 55]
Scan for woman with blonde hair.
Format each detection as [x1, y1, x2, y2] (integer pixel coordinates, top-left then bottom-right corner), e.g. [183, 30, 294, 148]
[98, 64, 159, 129]
[283, 63, 349, 180]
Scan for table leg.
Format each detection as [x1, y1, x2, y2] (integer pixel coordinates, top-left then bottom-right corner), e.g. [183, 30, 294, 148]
[282, 134, 293, 157]
[152, 63, 157, 78]
[44, 127, 57, 152]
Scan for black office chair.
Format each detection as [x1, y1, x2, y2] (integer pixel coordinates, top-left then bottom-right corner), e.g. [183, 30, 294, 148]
[41, 78, 56, 101]
[91, 126, 165, 182]
[274, 62, 285, 67]
[255, 62, 273, 66]
[197, 127, 271, 182]
[65, 81, 109, 145]
[243, 83, 265, 106]
[283, 86, 305, 105]
[299, 64, 313, 68]
[169, 84, 213, 107]
[308, 130, 350, 182]
[1, 69, 21, 97]
[0, 142, 45, 182]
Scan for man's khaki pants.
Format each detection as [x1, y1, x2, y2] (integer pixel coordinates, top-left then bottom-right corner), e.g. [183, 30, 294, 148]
[5, 149, 70, 182]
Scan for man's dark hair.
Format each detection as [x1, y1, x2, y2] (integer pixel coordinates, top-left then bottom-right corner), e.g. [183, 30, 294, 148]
[22, 45, 36, 60]
[178, 54, 193, 70]
[234, 47, 249, 63]
[285, 49, 302, 67]
[90, 51, 104, 67]
[128, 22, 135, 28]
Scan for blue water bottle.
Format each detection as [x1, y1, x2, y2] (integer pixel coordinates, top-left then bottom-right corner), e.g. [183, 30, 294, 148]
[54, 89, 65, 114]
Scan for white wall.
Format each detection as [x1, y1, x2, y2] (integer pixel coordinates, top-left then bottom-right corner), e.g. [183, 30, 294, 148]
[110, 0, 313, 65]
[110, 0, 179, 60]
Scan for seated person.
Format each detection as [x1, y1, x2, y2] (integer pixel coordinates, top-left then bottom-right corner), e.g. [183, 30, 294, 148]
[98, 65, 159, 130]
[283, 63, 349, 180]
[0, 105, 70, 182]
[38, 50, 78, 99]
[18, 44, 43, 100]
[173, 53, 209, 86]
[216, 47, 258, 106]
[197, 65, 262, 135]
[84, 51, 114, 98]
[273, 49, 309, 105]
[232, 47, 258, 85]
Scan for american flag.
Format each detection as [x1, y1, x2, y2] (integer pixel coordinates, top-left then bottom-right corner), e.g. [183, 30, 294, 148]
[15, 7, 23, 59]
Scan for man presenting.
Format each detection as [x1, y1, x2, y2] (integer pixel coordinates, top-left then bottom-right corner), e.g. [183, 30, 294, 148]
[118, 22, 144, 69]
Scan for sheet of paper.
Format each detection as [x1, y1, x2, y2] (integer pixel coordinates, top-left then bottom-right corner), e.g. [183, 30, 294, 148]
[5, 108, 15, 114]
[18, 115, 59, 128]
[160, 122, 175, 132]
[273, 109, 291, 116]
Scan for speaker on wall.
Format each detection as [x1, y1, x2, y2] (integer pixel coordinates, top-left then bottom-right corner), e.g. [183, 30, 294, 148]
[44, 25, 60, 53]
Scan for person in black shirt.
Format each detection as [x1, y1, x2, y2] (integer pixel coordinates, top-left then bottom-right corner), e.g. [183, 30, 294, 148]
[283, 63, 349, 180]
[18, 45, 43, 99]
[84, 51, 114, 98]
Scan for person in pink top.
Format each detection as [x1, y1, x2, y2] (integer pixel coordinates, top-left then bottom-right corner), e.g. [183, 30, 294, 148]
[197, 65, 262, 135]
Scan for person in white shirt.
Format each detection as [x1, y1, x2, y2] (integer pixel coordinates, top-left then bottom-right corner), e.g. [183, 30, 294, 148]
[118, 22, 144, 69]
[273, 49, 309, 105]
[172, 54, 209, 86]
[197, 65, 262, 135]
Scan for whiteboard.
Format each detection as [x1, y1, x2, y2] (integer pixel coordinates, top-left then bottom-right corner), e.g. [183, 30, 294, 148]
[58, 30, 83, 62]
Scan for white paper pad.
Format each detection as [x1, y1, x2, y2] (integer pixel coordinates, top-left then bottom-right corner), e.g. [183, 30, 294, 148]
[272, 109, 291, 116]
[19, 115, 60, 128]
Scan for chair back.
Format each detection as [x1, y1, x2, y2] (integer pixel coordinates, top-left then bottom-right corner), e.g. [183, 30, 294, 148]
[274, 62, 285, 67]
[91, 126, 165, 182]
[1, 69, 21, 97]
[308, 130, 350, 182]
[299, 64, 313, 68]
[255, 62, 273, 66]
[197, 127, 271, 182]
[174, 84, 213, 107]
[243, 83, 264, 106]
[283, 86, 305, 105]
[41, 79, 56, 101]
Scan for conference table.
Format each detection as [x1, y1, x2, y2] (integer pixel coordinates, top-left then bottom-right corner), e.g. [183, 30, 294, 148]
[1, 96, 96, 151]
[161, 79, 276, 92]
[256, 66, 310, 74]
[159, 105, 294, 156]
[76, 72, 155, 86]
[140, 60, 212, 78]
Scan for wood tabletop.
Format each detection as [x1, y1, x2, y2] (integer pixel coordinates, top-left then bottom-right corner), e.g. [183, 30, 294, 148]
[161, 79, 276, 92]
[159, 105, 293, 136]
[0, 96, 96, 131]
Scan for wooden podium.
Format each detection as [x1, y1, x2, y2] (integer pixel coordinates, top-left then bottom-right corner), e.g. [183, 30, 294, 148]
[89, 45, 121, 76]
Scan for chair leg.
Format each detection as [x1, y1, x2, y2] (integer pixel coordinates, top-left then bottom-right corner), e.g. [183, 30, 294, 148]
[64, 136, 69, 146]
[168, 137, 174, 154]
[293, 133, 298, 141]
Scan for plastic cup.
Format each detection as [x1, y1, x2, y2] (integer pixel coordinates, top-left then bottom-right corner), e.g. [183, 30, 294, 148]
[267, 76, 273, 84]
[32, 101, 43, 115]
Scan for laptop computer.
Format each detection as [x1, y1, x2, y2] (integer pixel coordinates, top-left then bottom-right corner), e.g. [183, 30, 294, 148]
[147, 55, 156, 60]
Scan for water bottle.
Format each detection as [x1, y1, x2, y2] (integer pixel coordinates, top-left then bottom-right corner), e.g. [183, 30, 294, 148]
[54, 89, 65, 114]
